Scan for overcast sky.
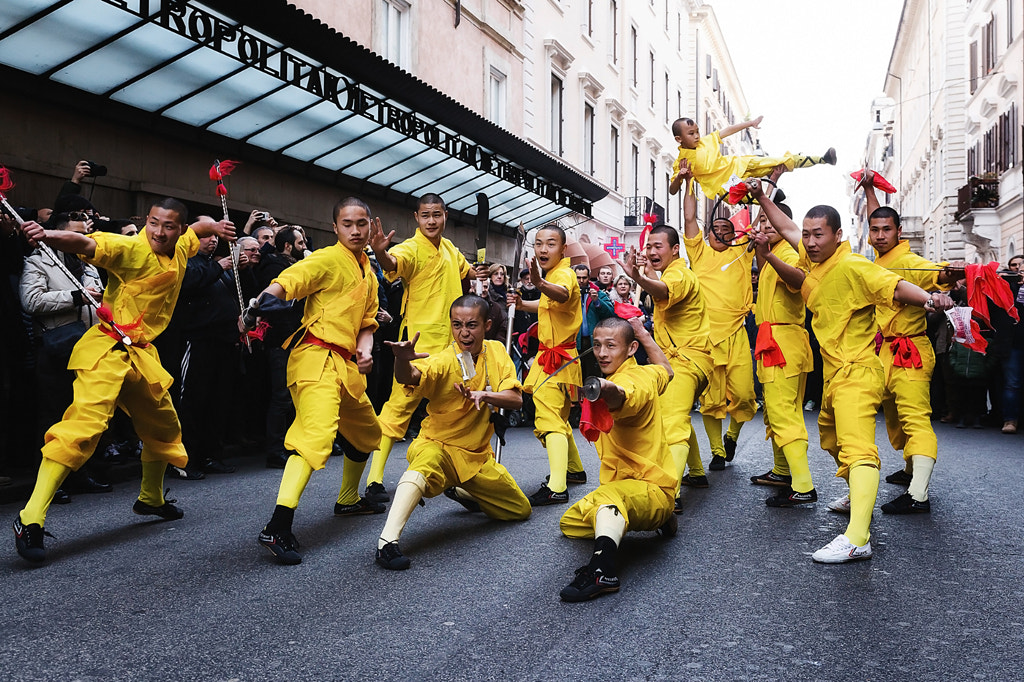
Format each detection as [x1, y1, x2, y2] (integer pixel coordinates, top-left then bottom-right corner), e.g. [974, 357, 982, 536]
[712, 0, 904, 230]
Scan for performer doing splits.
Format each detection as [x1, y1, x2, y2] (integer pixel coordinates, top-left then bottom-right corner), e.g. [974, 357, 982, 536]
[374, 295, 531, 570]
[14, 200, 234, 564]
[252, 197, 383, 566]
[559, 316, 677, 602]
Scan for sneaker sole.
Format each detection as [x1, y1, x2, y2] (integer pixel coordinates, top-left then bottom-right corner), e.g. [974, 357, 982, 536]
[529, 497, 569, 507]
[750, 477, 792, 487]
[334, 507, 385, 516]
[560, 584, 620, 602]
[812, 553, 872, 564]
[259, 541, 301, 565]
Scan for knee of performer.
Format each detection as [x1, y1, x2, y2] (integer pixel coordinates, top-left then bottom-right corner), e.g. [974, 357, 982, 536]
[399, 470, 427, 493]
[340, 438, 370, 463]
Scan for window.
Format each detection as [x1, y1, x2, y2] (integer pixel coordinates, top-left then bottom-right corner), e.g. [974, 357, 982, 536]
[649, 158, 656, 199]
[631, 143, 640, 196]
[649, 51, 655, 107]
[488, 68, 507, 127]
[677, 12, 682, 51]
[379, 0, 409, 68]
[677, 89, 682, 119]
[610, 124, 621, 191]
[584, 0, 594, 37]
[610, 1, 618, 63]
[584, 103, 596, 175]
[550, 74, 564, 155]
[969, 41, 978, 94]
[631, 26, 638, 87]
[982, 19, 996, 74]
[664, 0, 669, 31]
[664, 72, 670, 120]
[1009, 0, 1016, 46]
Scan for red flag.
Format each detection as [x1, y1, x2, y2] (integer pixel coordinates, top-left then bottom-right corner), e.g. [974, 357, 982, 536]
[850, 169, 897, 194]
[613, 301, 643, 320]
[728, 208, 750, 239]
[727, 183, 748, 204]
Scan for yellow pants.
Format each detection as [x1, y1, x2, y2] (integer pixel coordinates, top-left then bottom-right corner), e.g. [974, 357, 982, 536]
[531, 380, 573, 440]
[407, 440, 531, 521]
[42, 349, 187, 470]
[818, 365, 884, 479]
[701, 327, 757, 422]
[377, 375, 422, 440]
[559, 479, 674, 538]
[661, 357, 708, 446]
[285, 353, 382, 470]
[761, 371, 808, 449]
[880, 343, 937, 462]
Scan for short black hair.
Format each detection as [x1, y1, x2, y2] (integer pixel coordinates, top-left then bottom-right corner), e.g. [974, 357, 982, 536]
[671, 117, 696, 136]
[417, 193, 446, 211]
[537, 224, 566, 245]
[450, 294, 490, 321]
[804, 205, 842, 233]
[149, 197, 188, 225]
[594, 316, 635, 344]
[275, 226, 301, 253]
[573, 264, 590, 275]
[649, 224, 680, 247]
[333, 196, 371, 222]
[50, 212, 72, 231]
[776, 203, 794, 219]
[869, 206, 901, 228]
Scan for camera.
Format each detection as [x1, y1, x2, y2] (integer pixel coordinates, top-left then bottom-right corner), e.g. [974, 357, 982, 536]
[86, 161, 107, 178]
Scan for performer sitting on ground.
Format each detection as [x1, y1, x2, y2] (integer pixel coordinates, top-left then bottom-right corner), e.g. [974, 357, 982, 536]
[374, 294, 531, 570]
[559, 316, 677, 602]
[507, 225, 586, 506]
[14, 200, 234, 565]
[668, 115, 835, 198]
[253, 197, 383, 566]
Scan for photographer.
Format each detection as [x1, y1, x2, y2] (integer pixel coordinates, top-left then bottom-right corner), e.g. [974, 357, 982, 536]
[54, 160, 106, 207]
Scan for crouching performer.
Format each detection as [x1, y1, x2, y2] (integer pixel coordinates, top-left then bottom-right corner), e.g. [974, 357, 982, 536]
[375, 295, 531, 570]
[559, 316, 677, 602]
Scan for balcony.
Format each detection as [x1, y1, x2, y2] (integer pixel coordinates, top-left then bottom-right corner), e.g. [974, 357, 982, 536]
[955, 176, 999, 220]
[623, 196, 664, 227]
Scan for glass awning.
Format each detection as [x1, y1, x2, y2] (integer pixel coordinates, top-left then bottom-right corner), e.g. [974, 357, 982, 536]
[0, 0, 608, 231]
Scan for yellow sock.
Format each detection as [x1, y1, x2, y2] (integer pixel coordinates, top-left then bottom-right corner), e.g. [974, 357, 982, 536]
[566, 433, 584, 474]
[907, 455, 935, 502]
[793, 153, 826, 168]
[702, 414, 724, 457]
[366, 436, 395, 486]
[771, 441, 790, 477]
[726, 417, 743, 441]
[781, 441, 813, 493]
[669, 443, 689, 483]
[276, 454, 313, 508]
[139, 460, 168, 506]
[685, 430, 704, 477]
[379, 471, 426, 548]
[845, 465, 880, 546]
[545, 433, 569, 493]
[20, 458, 72, 527]
[336, 456, 368, 506]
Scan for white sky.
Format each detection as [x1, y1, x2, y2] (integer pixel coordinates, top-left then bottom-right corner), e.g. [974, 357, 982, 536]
[711, 0, 904, 230]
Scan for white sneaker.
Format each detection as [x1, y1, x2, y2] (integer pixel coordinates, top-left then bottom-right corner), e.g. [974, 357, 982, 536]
[827, 495, 851, 514]
[812, 534, 872, 564]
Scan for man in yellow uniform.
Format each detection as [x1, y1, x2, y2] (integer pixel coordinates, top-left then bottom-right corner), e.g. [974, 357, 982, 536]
[857, 172, 962, 514]
[507, 225, 585, 506]
[253, 197, 383, 566]
[756, 184, 953, 563]
[678, 163, 757, 471]
[559, 316, 676, 602]
[748, 200, 817, 507]
[374, 295, 531, 570]
[363, 194, 484, 504]
[14, 200, 234, 565]
[619, 223, 712, 512]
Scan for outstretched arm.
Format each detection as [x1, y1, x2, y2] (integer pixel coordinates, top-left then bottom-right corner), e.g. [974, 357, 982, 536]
[21, 220, 96, 258]
[682, 174, 700, 240]
[720, 115, 763, 140]
[893, 282, 954, 312]
[454, 383, 522, 411]
[368, 218, 397, 272]
[747, 178, 799, 251]
[858, 168, 881, 217]
[669, 158, 691, 196]
[385, 332, 429, 386]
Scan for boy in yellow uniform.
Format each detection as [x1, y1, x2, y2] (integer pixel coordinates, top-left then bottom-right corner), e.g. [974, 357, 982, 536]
[749, 201, 817, 506]
[14, 200, 234, 564]
[507, 225, 585, 505]
[678, 166, 756, 471]
[374, 295, 530, 570]
[619, 225, 712, 510]
[253, 197, 383, 565]
[559, 316, 677, 602]
[668, 115, 835, 198]
[363, 194, 484, 504]
[857, 172, 962, 514]
[751, 180, 953, 563]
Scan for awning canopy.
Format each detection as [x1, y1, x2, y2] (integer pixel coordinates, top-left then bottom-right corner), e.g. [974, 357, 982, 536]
[0, 0, 607, 231]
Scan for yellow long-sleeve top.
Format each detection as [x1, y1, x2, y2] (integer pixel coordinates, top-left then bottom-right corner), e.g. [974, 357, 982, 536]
[683, 234, 753, 344]
[385, 230, 471, 353]
[754, 239, 812, 378]
[406, 340, 520, 479]
[70, 229, 200, 384]
[524, 257, 582, 390]
[799, 241, 902, 382]
[672, 131, 746, 198]
[597, 358, 676, 498]
[873, 240, 949, 338]
[653, 257, 713, 368]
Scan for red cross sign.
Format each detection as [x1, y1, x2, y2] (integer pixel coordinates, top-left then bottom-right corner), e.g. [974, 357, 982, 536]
[603, 237, 625, 258]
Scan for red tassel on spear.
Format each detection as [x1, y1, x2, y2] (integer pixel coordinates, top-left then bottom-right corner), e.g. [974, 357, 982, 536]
[0, 166, 16, 195]
[209, 159, 251, 352]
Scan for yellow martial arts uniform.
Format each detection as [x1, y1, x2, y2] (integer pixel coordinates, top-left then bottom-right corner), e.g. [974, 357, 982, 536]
[801, 241, 903, 545]
[560, 359, 675, 537]
[672, 131, 819, 198]
[755, 240, 813, 485]
[274, 243, 382, 470]
[874, 241, 948, 463]
[378, 230, 472, 438]
[402, 340, 530, 520]
[683, 235, 757, 425]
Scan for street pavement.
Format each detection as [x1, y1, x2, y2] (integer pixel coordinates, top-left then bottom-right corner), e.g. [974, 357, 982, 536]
[1, 411, 1022, 681]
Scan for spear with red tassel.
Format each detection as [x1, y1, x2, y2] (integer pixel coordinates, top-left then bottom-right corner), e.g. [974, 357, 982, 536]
[0, 165, 133, 345]
[209, 159, 251, 352]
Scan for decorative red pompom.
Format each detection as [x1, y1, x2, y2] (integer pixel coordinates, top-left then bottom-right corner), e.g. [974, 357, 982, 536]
[642, 212, 658, 227]
[0, 166, 15, 193]
[216, 183, 228, 197]
[96, 305, 114, 324]
[727, 183, 749, 205]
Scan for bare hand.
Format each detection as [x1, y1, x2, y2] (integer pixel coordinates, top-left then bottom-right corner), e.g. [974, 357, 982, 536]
[768, 164, 788, 184]
[217, 257, 232, 271]
[238, 251, 252, 269]
[244, 209, 262, 233]
[673, 159, 693, 184]
[745, 177, 765, 201]
[212, 219, 236, 242]
[506, 290, 521, 307]
[858, 168, 875, 189]
[368, 217, 394, 254]
[455, 382, 488, 410]
[356, 347, 374, 374]
[751, 227, 771, 259]
[85, 286, 103, 303]
[619, 246, 639, 280]
[749, 115, 764, 129]
[527, 257, 543, 288]
[376, 309, 393, 324]
[925, 292, 954, 312]
[21, 220, 45, 246]
[473, 264, 489, 281]
[72, 160, 91, 184]
[384, 332, 429, 362]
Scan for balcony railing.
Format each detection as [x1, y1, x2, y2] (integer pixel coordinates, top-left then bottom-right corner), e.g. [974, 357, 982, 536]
[956, 176, 999, 220]
[624, 196, 665, 227]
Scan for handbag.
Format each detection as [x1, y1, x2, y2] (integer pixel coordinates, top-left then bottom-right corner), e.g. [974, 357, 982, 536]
[40, 320, 88, 358]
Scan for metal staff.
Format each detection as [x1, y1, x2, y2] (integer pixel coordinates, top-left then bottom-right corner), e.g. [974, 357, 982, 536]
[495, 221, 527, 464]
[210, 159, 251, 352]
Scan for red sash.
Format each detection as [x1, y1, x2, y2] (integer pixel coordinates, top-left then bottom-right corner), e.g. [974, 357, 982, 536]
[302, 331, 352, 360]
[537, 340, 575, 375]
[97, 308, 149, 348]
[754, 322, 786, 368]
[884, 332, 926, 368]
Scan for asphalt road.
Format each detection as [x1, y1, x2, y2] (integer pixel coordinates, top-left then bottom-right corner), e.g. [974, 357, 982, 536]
[2, 412, 1022, 682]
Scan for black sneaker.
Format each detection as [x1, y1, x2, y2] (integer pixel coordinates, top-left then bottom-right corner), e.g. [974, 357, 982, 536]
[546, 471, 588, 485]
[364, 482, 390, 504]
[258, 528, 302, 565]
[52, 488, 72, 505]
[885, 469, 913, 487]
[823, 147, 837, 165]
[673, 496, 684, 515]
[528, 484, 569, 507]
[708, 455, 726, 471]
[559, 565, 620, 602]
[750, 470, 792, 487]
[132, 495, 184, 520]
[679, 474, 709, 488]
[201, 459, 236, 474]
[375, 541, 411, 570]
[723, 435, 737, 462]
[334, 498, 386, 516]
[13, 518, 51, 564]
[166, 464, 205, 480]
[657, 514, 678, 538]
[444, 487, 481, 513]
[765, 488, 818, 507]
[881, 492, 930, 515]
